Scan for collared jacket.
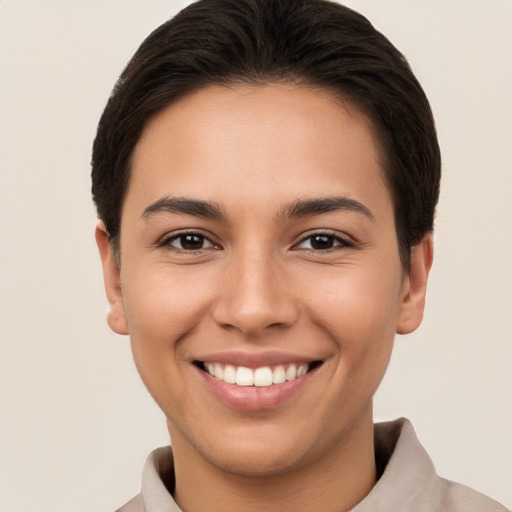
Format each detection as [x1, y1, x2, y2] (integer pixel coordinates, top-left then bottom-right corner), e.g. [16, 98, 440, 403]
[116, 418, 509, 512]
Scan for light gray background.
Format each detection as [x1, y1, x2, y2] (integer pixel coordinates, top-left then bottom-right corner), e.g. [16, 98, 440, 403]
[1, 1, 511, 510]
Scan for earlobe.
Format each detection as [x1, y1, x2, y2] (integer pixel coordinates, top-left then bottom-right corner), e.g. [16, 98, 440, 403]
[396, 233, 434, 335]
[95, 222, 129, 335]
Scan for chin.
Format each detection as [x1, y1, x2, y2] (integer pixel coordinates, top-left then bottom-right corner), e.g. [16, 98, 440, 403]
[206, 443, 307, 478]
[195, 417, 337, 479]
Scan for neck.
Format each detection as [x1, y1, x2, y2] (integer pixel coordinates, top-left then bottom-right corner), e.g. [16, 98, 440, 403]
[169, 408, 377, 512]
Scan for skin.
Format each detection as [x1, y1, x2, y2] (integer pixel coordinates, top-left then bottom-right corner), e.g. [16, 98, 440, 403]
[97, 83, 433, 512]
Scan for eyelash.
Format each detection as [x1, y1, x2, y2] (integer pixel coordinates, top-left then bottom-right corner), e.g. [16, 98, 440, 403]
[158, 230, 355, 253]
[158, 231, 220, 252]
[293, 231, 355, 251]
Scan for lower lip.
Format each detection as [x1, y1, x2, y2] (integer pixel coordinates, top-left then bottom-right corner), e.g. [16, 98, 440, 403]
[196, 366, 316, 411]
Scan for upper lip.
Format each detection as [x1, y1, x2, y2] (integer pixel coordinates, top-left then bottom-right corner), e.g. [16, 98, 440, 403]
[193, 350, 320, 368]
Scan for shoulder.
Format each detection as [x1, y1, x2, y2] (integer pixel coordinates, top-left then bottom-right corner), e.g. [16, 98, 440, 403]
[438, 478, 510, 512]
[115, 493, 144, 512]
[357, 419, 510, 512]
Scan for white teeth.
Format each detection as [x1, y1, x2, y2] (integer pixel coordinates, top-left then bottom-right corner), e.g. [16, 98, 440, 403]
[297, 364, 308, 377]
[214, 363, 224, 380]
[235, 366, 254, 386]
[272, 365, 286, 384]
[254, 367, 273, 387]
[285, 364, 297, 381]
[223, 364, 236, 384]
[204, 362, 311, 386]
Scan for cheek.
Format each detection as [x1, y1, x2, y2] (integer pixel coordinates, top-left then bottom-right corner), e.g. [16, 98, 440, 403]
[119, 265, 218, 404]
[302, 262, 403, 357]
[121, 264, 215, 341]
[120, 266, 216, 415]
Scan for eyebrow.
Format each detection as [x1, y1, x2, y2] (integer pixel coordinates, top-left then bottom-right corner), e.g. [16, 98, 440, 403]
[141, 196, 226, 221]
[280, 196, 374, 221]
[141, 195, 373, 223]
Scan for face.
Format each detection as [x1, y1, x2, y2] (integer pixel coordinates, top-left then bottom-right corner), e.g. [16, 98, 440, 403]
[97, 83, 431, 478]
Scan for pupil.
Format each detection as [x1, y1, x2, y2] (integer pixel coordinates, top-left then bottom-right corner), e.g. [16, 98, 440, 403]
[311, 235, 333, 250]
[181, 234, 203, 250]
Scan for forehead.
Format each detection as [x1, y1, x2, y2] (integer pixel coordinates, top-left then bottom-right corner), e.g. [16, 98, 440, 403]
[126, 83, 391, 218]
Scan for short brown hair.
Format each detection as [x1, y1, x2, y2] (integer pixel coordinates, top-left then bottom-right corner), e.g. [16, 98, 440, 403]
[92, 0, 441, 266]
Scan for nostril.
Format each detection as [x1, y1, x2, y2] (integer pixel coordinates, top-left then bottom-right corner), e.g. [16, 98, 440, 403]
[211, 298, 300, 337]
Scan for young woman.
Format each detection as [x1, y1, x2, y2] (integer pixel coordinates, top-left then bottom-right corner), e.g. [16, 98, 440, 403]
[92, 1, 508, 510]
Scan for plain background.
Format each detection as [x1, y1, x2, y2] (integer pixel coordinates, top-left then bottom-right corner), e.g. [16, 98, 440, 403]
[1, 1, 511, 510]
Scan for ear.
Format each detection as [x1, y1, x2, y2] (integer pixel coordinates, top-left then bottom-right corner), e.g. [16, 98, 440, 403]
[95, 222, 129, 335]
[396, 233, 434, 335]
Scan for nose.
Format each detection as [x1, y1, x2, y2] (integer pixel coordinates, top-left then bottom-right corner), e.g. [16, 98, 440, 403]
[212, 249, 299, 338]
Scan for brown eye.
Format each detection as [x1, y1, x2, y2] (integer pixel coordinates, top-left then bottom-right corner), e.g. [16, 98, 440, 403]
[180, 234, 205, 250]
[309, 235, 335, 250]
[165, 232, 216, 251]
[295, 232, 354, 251]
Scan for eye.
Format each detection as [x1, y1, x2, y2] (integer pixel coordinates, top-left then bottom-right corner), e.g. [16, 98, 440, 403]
[161, 232, 218, 251]
[294, 232, 354, 251]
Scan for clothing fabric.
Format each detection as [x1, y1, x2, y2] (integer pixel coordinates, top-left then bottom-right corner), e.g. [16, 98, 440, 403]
[116, 418, 509, 512]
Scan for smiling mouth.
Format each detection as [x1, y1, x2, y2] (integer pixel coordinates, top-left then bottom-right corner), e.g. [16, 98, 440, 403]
[195, 361, 322, 387]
